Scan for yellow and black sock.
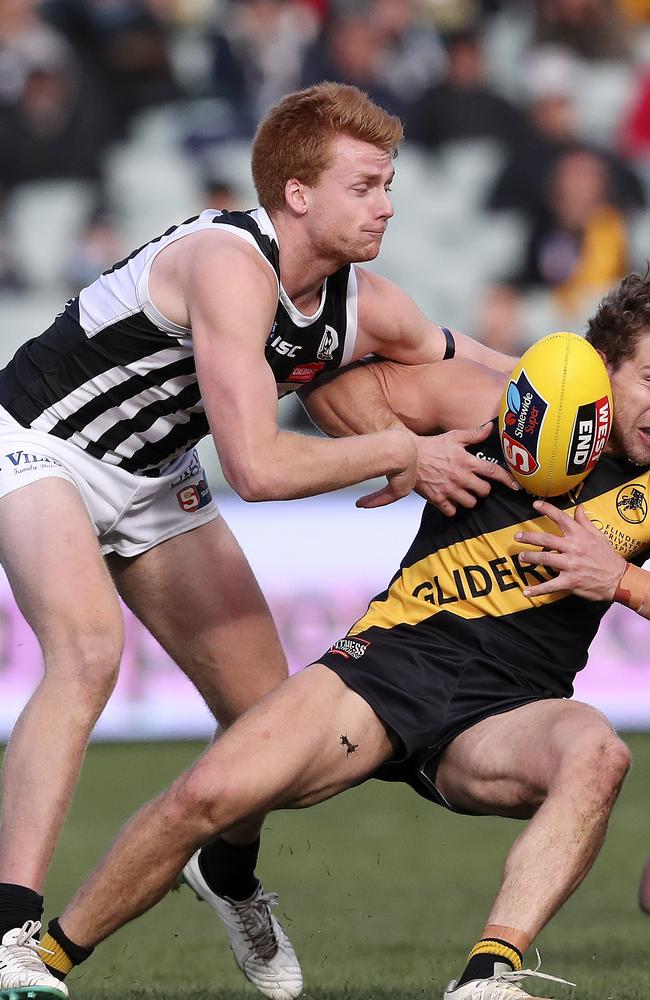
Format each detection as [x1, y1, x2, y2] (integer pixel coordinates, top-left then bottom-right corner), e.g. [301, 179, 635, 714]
[41, 918, 94, 981]
[456, 937, 523, 988]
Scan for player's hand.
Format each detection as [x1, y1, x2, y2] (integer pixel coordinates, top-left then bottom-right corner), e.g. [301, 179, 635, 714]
[414, 422, 520, 517]
[515, 499, 627, 601]
[356, 432, 418, 508]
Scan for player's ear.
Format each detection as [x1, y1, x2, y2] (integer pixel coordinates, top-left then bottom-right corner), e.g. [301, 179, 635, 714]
[594, 347, 613, 375]
[284, 178, 308, 216]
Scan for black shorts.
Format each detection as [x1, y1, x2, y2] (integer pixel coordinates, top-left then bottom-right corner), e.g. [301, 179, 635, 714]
[317, 623, 565, 813]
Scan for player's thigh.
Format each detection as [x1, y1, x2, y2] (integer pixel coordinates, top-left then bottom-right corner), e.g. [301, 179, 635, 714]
[435, 699, 621, 819]
[0, 478, 123, 663]
[108, 514, 286, 724]
[176, 664, 397, 825]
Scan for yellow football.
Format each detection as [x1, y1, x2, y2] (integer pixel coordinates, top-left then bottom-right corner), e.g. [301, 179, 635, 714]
[498, 332, 613, 497]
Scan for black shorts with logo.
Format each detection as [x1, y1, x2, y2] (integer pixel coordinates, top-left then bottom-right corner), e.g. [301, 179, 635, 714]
[316, 622, 566, 813]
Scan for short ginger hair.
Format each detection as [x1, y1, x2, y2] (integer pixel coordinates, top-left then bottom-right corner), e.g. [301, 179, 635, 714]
[252, 82, 403, 212]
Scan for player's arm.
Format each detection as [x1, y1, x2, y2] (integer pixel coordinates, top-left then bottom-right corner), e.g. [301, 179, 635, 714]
[353, 268, 517, 373]
[303, 356, 517, 513]
[515, 499, 650, 617]
[183, 234, 416, 503]
[304, 357, 505, 435]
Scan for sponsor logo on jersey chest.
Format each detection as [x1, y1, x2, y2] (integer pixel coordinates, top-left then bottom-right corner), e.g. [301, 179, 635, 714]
[287, 362, 326, 383]
[616, 483, 648, 524]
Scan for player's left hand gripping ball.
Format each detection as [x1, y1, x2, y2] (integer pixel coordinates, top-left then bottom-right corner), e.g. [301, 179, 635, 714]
[499, 332, 613, 496]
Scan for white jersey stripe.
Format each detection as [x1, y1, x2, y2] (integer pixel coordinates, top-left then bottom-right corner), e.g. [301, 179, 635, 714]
[341, 265, 359, 366]
[63, 373, 199, 451]
[115, 406, 202, 463]
[30, 347, 190, 434]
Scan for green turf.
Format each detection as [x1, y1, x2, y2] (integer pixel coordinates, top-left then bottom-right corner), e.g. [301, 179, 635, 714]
[33, 734, 650, 998]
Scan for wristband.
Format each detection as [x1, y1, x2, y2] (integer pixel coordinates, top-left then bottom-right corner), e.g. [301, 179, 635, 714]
[613, 562, 650, 615]
[441, 326, 456, 360]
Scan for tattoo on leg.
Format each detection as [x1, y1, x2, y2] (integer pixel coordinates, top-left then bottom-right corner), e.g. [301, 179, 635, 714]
[340, 734, 359, 756]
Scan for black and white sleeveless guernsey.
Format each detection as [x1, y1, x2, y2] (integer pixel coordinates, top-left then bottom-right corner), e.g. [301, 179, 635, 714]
[0, 208, 359, 476]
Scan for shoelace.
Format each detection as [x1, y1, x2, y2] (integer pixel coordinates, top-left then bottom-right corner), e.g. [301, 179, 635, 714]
[0, 920, 54, 972]
[231, 890, 279, 961]
[460, 951, 575, 1000]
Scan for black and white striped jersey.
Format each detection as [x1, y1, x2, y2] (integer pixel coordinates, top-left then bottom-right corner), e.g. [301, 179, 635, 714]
[0, 207, 359, 476]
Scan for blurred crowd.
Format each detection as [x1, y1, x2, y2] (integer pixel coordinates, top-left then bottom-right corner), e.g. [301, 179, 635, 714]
[3, 0, 650, 360]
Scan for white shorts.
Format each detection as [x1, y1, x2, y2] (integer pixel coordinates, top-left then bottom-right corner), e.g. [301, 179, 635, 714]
[0, 407, 220, 557]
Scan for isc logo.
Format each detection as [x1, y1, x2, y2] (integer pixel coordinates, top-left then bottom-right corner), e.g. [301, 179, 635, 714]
[269, 334, 301, 358]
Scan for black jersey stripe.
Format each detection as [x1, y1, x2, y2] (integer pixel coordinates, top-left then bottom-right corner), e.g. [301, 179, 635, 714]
[78, 380, 203, 458]
[0, 309, 173, 427]
[47, 356, 197, 440]
[118, 411, 210, 474]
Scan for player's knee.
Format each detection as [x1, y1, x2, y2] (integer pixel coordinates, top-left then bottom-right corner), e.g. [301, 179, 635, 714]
[590, 736, 631, 800]
[564, 731, 631, 806]
[43, 625, 124, 704]
[169, 766, 242, 840]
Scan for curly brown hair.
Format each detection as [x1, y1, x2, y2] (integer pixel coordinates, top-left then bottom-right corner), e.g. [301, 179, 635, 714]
[251, 82, 403, 212]
[586, 268, 650, 369]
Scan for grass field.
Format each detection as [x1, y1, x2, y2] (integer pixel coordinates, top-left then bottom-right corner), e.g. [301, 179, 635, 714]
[35, 734, 650, 1000]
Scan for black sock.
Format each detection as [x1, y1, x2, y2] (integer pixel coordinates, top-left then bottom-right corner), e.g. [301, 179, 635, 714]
[0, 883, 43, 939]
[198, 836, 261, 901]
[457, 937, 523, 988]
[41, 917, 94, 980]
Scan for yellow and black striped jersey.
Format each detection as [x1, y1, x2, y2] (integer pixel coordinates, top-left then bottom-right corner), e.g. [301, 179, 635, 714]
[349, 427, 650, 696]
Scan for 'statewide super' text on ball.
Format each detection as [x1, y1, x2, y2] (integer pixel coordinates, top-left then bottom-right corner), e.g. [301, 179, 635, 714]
[498, 332, 613, 497]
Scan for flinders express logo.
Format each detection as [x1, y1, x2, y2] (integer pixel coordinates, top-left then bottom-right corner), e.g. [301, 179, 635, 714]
[501, 370, 548, 476]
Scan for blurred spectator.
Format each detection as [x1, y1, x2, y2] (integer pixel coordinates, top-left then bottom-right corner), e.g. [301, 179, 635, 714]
[518, 150, 628, 311]
[43, 0, 180, 136]
[0, 0, 73, 104]
[487, 46, 644, 219]
[0, 231, 27, 292]
[297, 0, 328, 20]
[300, 2, 403, 116]
[406, 28, 526, 151]
[419, 0, 480, 33]
[0, 39, 113, 195]
[620, 69, 650, 165]
[618, 0, 650, 20]
[368, 0, 446, 109]
[63, 211, 123, 294]
[208, 0, 318, 128]
[488, 149, 629, 332]
[475, 284, 529, 356]
[202, 175, 242, 210]
[533, 0, 631, 60]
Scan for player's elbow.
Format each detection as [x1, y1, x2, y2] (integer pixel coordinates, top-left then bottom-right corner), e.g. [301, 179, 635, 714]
[222, 459, 282, 502]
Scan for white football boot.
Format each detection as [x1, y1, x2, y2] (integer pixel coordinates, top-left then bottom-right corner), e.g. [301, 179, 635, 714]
[0, 921, 69, 999]
[182, 851, 303, 1000]
[443, 952, 575, 1000]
